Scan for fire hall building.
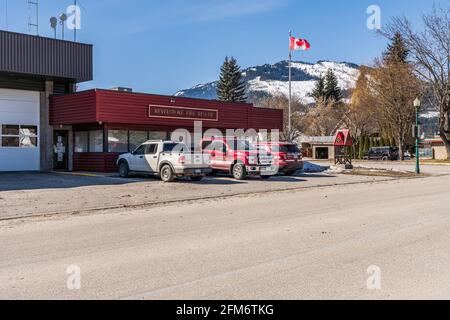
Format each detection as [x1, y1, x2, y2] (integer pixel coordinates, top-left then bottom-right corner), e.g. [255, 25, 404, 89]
[0, 30, 283, 173]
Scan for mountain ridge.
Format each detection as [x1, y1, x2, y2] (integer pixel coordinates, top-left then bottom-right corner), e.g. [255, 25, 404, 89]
[175, 60, 360, 104]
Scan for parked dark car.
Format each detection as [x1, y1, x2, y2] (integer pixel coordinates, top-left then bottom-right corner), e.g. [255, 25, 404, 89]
[363, 147, 399, 161]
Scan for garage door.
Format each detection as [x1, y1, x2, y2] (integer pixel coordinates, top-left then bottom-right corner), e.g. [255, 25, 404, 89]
[0, 88, 40, 172]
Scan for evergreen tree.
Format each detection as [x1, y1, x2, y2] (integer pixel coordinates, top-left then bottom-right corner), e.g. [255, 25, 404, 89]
[311, 75, 326, 103]
[358, 136, 365, 159]
[390, 137, 396, 148]
[363, 136, 370, 156]
[383, 32, 409, 65]
[324, 69, 342, 102]
[369, 137, 374, 149]
[217, 57, 247, 103]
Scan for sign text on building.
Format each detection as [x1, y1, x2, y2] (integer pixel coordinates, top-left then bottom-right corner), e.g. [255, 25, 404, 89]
[149, 105, 219, 121]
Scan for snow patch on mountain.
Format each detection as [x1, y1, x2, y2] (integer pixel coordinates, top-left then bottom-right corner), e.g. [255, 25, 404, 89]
[175, 60, 360, 104]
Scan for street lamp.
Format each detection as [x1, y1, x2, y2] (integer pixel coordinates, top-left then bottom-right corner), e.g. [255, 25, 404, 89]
[414, 98, 421, 174]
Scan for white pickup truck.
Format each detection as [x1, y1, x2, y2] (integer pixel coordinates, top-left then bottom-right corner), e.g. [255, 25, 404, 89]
[117, 141, 211, 182]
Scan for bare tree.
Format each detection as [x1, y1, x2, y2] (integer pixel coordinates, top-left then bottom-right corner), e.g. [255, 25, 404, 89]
[302, 98, 347, 137]
[345, 66, 379, 138]
[368, 59, 421, 159]
[254, 95, 308, 141]
[382, 6, 450, 158]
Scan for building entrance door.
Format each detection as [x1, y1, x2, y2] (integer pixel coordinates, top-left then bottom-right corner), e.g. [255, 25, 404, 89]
[53, 131, 69, 170]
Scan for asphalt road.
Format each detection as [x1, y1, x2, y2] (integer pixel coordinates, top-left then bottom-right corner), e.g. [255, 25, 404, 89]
[1, 174, 450, 299]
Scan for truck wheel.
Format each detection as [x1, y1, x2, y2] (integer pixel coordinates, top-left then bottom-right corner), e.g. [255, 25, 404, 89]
[284, 170, 296, 176]
[119, 162, 129, 178]
[232, 163, 247, 180]
[191, 176, 203, 182]
[160, 165, 175, 182]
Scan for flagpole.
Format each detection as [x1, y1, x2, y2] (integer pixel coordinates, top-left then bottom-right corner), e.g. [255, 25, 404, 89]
[288, 30, 292, 141]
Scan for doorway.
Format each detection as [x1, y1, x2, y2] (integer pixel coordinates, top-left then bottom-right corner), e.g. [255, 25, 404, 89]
[315, 147, 330, 160]
[53, 130, 69, 170]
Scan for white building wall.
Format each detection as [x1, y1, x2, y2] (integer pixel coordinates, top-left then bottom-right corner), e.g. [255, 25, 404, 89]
[0, 88, 40, 171]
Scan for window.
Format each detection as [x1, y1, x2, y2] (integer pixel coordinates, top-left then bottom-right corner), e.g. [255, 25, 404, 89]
[3, 125, 19, 135]
[210, 141, 227, 153]
[201, 141, 212, 150]
[1, 125, 38, 148]
[89, 130, 104, 152]
[75, 131, 88, 152]
[149, 131, 167, 140]
[133, 145, 146, 155]
[2, 136, 20, 147]
[129, 131, 148, 152]
[146, 144, 158, 154]
[108, 130, 128, 153]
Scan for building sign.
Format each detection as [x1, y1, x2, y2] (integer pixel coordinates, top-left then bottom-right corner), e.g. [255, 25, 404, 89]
[149, 105, 219, 121]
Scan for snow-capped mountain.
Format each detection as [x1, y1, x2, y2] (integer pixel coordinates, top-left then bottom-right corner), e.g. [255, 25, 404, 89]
[175, 60, 360, 104]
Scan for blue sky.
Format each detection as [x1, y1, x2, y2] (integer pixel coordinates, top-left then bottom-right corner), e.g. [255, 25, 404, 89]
[0, 0, 446, 94]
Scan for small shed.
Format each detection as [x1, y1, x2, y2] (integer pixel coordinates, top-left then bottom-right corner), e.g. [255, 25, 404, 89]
[333, 129, 353, 165]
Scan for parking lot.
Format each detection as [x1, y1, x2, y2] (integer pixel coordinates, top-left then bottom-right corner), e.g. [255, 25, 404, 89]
[1, 161, 449, 221]
[0, 169, 392, 220]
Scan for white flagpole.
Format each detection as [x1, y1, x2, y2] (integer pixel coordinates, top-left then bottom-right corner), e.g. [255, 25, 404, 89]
[288, 31, 292, 141]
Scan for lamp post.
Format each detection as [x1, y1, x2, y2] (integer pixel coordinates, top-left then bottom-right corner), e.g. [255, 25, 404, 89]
[414, 98, 421, 174]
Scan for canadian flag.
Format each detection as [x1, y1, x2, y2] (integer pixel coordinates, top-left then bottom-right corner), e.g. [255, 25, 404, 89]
[290, 36, 311, 51]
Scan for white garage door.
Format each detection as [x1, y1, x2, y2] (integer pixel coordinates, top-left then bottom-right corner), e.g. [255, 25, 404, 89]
[0, 88, 40, 172]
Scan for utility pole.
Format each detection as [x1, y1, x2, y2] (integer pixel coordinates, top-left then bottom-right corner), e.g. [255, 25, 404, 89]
[414, 98, 421, 174]
[74, 0, 77, 41]
[288, 30, 292, 141]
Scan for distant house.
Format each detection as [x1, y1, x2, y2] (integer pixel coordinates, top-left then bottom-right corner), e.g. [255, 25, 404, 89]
[298, 136, 335, 160]
[422, 137, 448, 160]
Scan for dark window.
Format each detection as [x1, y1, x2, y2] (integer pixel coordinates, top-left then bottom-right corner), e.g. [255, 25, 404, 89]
[202, 141, 212, 150]
[133, 145, 146, 155]
[210, 141, 227, 153]
[1, 125, 38, 148]
[2, 125, 19, 135]
[279, 145, 300, 153]
[2, 136, 20, 147]
[146, 144, 158, 155]
[163, 143, 188, 153]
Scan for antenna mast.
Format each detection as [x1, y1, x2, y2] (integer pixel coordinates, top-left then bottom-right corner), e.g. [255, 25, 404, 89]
[74, 0, 77, 41]
[28, 0, 39, 35]
[5, 0, 8, 30]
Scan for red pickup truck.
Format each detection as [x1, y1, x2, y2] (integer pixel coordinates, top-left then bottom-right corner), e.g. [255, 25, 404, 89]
[200, 137, 276, 180]
[257, 142, 303, 176]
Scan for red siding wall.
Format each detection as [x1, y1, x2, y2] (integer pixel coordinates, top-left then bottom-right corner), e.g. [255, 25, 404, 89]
[73, 153, 119, 172]
[50, 89, 283, 130]
[96, 90, 253, 129]
[249, 107, 284, 132]
[50, 90, 97, 125]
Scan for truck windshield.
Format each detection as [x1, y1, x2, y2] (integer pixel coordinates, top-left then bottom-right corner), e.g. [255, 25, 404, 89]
[163, 143, 189, 153]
